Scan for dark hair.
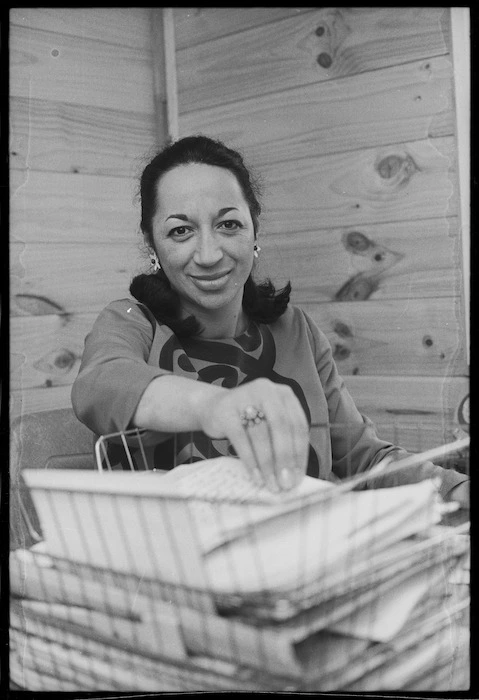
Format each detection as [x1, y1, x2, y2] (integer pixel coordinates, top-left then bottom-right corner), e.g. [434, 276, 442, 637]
[129, 135, 291, 336]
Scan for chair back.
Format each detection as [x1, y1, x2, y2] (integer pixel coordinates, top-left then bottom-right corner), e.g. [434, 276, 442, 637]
[10, 407, 96, 550]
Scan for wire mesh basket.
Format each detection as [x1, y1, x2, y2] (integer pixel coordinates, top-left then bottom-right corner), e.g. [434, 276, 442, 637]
[10, 422, 470, 692]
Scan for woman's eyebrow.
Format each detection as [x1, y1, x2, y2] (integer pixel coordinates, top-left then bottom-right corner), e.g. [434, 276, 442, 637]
[165, 213, 188, 222]
[217, 207, 239, 217]
[165, 207, 239, 222]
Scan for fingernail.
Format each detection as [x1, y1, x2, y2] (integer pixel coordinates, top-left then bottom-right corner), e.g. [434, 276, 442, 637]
[254, 472, 265, 487]
[280, 468, 294, 490]
[249, 469, 262, 487]
[294, 471, 305, 487]
[267, 476, 280, 493]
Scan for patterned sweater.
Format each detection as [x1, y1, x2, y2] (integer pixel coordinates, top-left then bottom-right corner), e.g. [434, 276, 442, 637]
[71, 299, 467, 498]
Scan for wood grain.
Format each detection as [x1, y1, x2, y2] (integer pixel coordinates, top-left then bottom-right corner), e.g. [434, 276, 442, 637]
[10, 170, 141, 244]
[11, 242, 141, 315]
[9, 6, 468, 429]
[258, 217, 462, 303]
[258, 137, 457, 235]
[173, 7, 315, 49]
[9, 25, 155, 113]
[300, 297, 467, 377]
[11, 313, 98, 392]
[10, 97, 158, 176]
[150, 9, 169, 145]
[176, 8, 449, 112]
[343, 375, 469, 451]
[10, 386, 76, 420]
[8, 7, 164, 422]
[180, 56, 454, 163]
[10, 7, 153, 48]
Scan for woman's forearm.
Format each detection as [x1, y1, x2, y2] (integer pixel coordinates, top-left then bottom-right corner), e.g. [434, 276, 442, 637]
[132, 374, 227, 433]
[132, 374, 310, 492]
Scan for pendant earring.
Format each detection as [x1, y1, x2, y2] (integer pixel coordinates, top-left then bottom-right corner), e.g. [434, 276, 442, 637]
[150, 251, 161, 272]
[253, 243, 261, 259]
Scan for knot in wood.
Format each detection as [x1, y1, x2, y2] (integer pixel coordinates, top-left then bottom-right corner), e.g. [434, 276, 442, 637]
[376, 153, 418, 187]
[333, 320, 353, 338]
[422, 335, 434, 348]
[317, 52, 332, 68]
[333, 343, 351, 360]
[335, 274, 378, 302]
[377, 155, 403, 179]
[14, 293, 66, 316]
[343, 231, 371, 253]
[54, 349, 77, 370]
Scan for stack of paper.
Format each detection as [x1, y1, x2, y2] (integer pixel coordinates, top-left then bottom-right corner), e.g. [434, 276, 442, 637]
[155, 457, 446, 595]
[16, 455, 469, 691]
[157, 457, 470, 690]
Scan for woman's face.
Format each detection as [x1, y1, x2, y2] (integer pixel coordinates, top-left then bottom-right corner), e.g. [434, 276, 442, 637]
[150, 162, 255, 318]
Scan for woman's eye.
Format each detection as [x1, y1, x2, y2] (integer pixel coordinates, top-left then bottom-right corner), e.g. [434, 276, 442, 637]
[219, 219, 242, 231]
[169, 226, 191, 238]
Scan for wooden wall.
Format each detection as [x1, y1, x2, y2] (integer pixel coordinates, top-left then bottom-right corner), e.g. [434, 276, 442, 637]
[172, 7, 469, 449]
[10, 8, 165, 419]
[10, 7, 469, 452]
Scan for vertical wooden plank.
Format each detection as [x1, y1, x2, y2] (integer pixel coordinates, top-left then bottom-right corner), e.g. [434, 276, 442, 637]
[163, 8, 179, 142]
[149, 8, 167, 147]
[450, 8, 470, 364]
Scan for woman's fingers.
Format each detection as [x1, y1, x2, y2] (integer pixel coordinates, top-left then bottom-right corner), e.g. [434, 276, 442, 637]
[235, 382, 309, 492]
[289, 393, 310, 482]
[242, 412, 281, 492]
[226, 420, 267, 488]
[261, 385, 309, 490]
[201, 378, 310, 493]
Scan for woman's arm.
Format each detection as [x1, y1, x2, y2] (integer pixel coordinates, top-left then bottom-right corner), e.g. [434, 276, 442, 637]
[132, 373, 224, 432]
[72, 300, 169, 436]
[134, 373, 309, 492]
[73, 300, 309, 491]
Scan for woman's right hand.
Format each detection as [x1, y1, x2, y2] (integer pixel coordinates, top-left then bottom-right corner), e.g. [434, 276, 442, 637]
[197, 378, 310, 493]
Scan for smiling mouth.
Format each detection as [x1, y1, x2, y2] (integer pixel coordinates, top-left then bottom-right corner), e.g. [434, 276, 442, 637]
[192, 270, 232, 281]
[190, 270, 232, 289]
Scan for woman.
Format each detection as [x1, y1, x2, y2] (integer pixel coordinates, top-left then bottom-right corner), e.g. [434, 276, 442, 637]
[71, 135, 469, 503]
